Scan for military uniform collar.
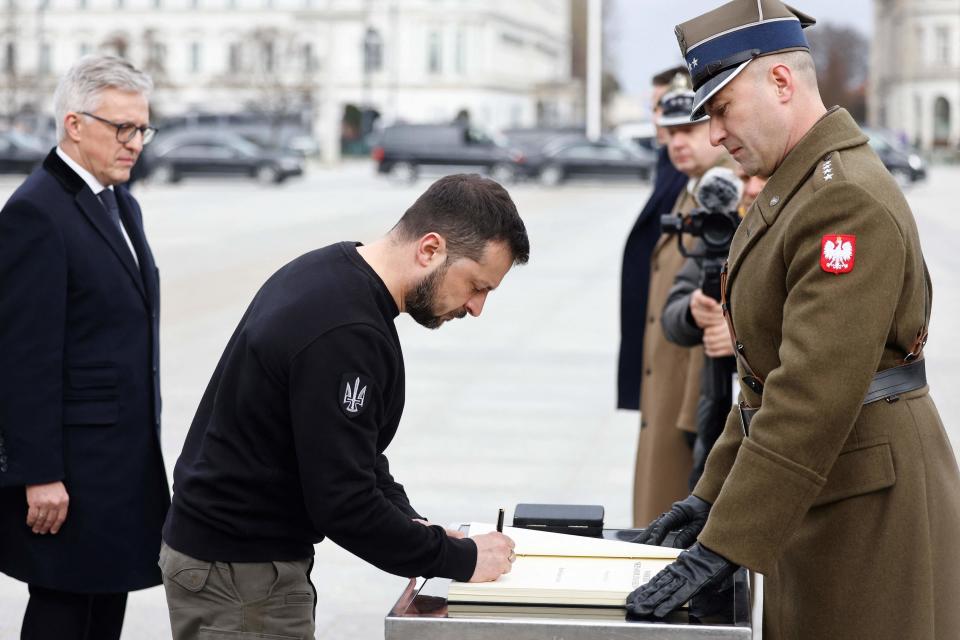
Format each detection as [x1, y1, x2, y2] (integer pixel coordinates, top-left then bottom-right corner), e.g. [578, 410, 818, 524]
[754, 107, 867, 225]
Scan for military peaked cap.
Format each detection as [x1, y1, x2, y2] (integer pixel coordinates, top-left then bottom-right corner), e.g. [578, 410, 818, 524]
[657, 89, 709, 127]
[675, 0, 816, 119]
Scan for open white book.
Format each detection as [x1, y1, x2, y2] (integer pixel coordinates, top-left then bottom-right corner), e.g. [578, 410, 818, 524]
[447, 523, 682, 607]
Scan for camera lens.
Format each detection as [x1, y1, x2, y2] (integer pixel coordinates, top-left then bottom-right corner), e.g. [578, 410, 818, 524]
[702, 213, 737, 250]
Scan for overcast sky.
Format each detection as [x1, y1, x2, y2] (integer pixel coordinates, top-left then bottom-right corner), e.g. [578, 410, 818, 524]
[610, 0, 873, 101]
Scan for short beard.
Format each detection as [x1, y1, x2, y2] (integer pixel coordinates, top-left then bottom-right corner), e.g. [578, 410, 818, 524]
[406, 262, 452, 329]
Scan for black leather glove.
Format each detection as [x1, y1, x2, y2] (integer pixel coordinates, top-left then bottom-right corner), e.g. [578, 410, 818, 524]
[625, 542, 738, 619]
[632, 494, 711, 548]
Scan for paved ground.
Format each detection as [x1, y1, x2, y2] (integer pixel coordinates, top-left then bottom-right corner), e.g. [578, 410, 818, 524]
[0, 162, 958, 639]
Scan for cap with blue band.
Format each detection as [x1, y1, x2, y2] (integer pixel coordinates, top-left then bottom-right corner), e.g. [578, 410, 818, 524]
[675, 0, 816, 120]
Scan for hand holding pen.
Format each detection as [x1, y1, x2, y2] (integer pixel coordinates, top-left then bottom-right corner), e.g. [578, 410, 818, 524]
[467, 507, 515, 582]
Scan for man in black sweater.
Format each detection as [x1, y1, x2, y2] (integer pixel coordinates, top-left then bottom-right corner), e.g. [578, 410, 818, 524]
[160, 174, 529, 639]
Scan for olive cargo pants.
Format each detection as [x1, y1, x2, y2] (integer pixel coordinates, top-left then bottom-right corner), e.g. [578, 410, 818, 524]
[159, 542, 316, 640]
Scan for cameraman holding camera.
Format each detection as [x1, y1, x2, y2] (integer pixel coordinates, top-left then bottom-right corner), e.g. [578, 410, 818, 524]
[632, 88, 732, 526]
[661, 165, 766, 489]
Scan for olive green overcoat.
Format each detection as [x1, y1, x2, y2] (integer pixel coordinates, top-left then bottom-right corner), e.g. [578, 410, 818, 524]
[694, 108, 960, 639]
[634, 183, 703, 526]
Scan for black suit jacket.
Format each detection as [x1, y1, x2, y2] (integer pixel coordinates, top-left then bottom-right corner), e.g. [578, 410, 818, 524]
[0, 149, 169, 593]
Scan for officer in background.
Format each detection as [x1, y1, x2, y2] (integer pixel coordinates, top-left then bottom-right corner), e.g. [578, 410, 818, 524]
[632, 88, 731, 526]
[627, 2, 960, 637]
[617, 66, 690, 411]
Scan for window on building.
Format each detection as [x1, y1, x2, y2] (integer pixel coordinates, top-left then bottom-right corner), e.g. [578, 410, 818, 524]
[427, 30, 441, 74]
[303, 43, 316, 73]
[190, 0, 200, 8]
[228, 42, 242, 73]
[38, 42, 51, 75]
[454, 28, 465, 74]
[935, 26, 951, 65]
[363, 28, 383, 73]
[153, 0, 161, 7]
[190, 42, 202, 73]
[149, 41, 167, 70]
[262, 41, 275, 73]
[4, 42, 16, 74]
[933, 96, 952, 147]
[914, 26, 925, 65]
[116, 0, 124, 7]
[78, 0, 87, 8]
[79, 43, 92, 57]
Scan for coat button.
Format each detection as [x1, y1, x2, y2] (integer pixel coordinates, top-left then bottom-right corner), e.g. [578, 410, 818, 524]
[649, 316, 655, 324]
[645, 368, 652, 376]
[736, 342, 745, 353]
[0, 464, 7, 473]
[769, 196, 780, 206]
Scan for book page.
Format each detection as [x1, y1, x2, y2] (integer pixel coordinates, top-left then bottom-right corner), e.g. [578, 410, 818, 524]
[447, 555, 674, 606]
[465, 522, 683, 560]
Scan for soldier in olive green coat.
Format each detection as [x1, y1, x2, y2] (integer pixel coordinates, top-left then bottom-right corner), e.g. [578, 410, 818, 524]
[626, 2, 960, 639]
[634, 88, 726, 527]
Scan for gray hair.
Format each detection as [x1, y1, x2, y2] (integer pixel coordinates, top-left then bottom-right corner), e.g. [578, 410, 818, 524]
[53, 55, 153, 141]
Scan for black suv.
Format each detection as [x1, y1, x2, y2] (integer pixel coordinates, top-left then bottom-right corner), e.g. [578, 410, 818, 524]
[372, 124, 527, 183]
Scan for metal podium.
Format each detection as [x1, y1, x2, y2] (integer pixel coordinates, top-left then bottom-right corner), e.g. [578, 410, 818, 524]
[385, 530, 755, 640]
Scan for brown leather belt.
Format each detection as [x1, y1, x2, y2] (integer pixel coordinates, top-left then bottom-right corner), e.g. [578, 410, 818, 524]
[738, 359, 927, 436]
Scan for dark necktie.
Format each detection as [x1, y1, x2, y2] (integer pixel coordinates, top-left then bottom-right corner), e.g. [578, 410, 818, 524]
[98, 188, 123, 234]
[98, 188, 138, 264]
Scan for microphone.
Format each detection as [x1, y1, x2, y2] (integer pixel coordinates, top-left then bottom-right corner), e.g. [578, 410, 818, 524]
[695, 167, 743, 213]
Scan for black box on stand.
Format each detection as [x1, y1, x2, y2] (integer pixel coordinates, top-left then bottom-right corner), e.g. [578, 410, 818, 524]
[512, 504, 604, 537]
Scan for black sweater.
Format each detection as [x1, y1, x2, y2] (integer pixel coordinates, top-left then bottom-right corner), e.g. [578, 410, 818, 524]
[163, 242, 477, 581]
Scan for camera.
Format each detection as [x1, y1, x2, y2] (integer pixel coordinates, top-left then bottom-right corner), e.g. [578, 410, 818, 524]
[660, 208, 739, 257]
[659, 167, 743, 301]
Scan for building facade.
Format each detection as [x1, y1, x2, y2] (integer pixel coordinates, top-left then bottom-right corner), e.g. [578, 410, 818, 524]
[0, 0, 577, 158]
[870, 0, 960, 151]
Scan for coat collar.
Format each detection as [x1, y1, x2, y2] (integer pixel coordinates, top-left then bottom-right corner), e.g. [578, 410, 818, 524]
[725, 108, 867, 285]
[753, 107, 867, 227]
[42, 148, 147, 302]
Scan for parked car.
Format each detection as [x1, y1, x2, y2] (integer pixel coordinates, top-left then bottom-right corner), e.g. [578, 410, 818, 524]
[863, 127, 927, 185]
[0, 130, 48, 174]
[501, 126, 585, 156]
[142, 130, 304, 184]
[158, 112, 320, 158]
[371, 123, 528, 183]
[525, 137, 656, 186]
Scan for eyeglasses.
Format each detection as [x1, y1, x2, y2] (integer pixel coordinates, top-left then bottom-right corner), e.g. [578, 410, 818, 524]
[81, 111, 158, 145]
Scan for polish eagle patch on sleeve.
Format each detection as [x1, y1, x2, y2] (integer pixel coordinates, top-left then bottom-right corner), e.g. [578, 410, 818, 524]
[821, 234, 856, 274]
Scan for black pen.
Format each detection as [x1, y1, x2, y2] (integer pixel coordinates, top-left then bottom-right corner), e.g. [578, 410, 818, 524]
[496, 508, 505, 533]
